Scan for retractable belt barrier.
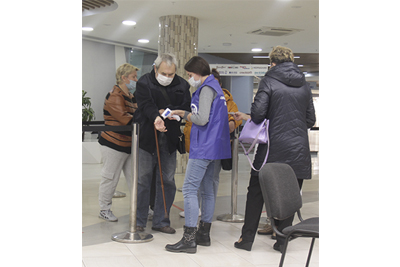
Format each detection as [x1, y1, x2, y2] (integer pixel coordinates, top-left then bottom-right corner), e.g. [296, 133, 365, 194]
[217, 127, 244, 222]
[82, 122, 153, 243]
[83, 122, 307, 234]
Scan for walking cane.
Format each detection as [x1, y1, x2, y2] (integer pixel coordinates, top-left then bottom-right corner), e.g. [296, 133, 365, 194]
[154, 126, 169, 218]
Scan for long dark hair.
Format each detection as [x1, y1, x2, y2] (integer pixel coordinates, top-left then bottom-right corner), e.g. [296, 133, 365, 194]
[184, 56, 211, 76]
[211, 68, 222, 85]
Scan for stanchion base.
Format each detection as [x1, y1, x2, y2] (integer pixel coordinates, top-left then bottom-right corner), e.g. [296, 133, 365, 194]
[217, 213, 244, 223]
[112, 231, 154, 243]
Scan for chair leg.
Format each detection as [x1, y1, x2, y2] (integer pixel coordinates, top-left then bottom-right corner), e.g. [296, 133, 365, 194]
[278, 237, 290, 267]
[305, 238, 315, 267]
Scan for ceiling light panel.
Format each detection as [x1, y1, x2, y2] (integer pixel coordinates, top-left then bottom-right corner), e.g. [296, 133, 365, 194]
[122, 20, 136, 26]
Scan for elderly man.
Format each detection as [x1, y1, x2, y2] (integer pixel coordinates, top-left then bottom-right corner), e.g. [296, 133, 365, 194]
[135, 53, 191, 233]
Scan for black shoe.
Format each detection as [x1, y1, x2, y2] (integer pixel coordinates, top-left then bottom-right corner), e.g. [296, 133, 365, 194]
[165, 226, 197, 253]
[273, 241, 284, 253]
[234, 238, 252, 251]
[196, 221, 211, 246]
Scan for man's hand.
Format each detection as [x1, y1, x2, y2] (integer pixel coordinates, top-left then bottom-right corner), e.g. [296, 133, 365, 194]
[154, 116, 167, 132]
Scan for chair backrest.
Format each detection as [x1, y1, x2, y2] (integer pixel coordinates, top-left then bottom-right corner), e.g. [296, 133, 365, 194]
[259, 163, 302, 220]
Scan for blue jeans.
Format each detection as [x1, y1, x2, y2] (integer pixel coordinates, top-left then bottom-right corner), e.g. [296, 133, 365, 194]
[182, 158, 218, 227]
[136, 134, 177, 228]
[199, 159, 221, 208]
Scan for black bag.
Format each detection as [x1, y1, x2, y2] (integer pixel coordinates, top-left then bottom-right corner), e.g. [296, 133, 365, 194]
[221, 132, 234, 170]
[177, 132, 186, 154]
[221, 156, 232, 170]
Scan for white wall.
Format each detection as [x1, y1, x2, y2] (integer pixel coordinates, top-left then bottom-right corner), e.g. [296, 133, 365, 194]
[82, 39, 118, 121]
[115, 46, 127, 71]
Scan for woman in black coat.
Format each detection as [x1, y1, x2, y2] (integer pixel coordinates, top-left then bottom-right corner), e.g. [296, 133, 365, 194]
[233, 46, 316, 252]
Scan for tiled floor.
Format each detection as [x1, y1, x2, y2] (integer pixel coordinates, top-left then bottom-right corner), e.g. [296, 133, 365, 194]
[82, 144, 319, 267]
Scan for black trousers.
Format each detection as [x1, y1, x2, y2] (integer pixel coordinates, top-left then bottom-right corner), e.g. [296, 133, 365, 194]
[240, 175, 303, 243]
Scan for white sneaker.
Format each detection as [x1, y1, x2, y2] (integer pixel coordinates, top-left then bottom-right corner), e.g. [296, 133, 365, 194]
[99, 209, 118, 222]
[179, 208, 201, 218]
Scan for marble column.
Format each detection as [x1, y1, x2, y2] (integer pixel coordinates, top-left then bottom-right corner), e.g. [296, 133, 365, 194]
[158, 15, 199, 174]
[158, 15, 198, 90]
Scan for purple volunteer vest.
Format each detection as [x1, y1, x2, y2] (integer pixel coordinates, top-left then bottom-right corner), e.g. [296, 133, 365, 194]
[189, 75, 231, 160]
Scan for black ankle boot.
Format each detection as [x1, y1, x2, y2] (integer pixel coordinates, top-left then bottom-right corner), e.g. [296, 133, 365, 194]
[273, 241, 284, 253]
[196, 220, 211, 246]
[234, 238, 253, 251]
[165, 226, 197, 253]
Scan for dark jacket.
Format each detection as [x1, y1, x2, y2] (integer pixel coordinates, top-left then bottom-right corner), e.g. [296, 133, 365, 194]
[251, 62, 316, 179]
[135, 69, 191, 154]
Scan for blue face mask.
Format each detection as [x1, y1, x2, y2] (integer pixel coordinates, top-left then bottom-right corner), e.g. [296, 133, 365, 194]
[126, 80, 137, 93]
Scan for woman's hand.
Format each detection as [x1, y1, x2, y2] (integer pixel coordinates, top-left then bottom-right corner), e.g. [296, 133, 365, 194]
[170, 110, 185, 118]
[233, 111, 251, 121]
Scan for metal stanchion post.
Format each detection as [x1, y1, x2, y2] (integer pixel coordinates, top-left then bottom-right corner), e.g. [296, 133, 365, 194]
[112, 123, 154, 243]
[217, 127, 244, 222]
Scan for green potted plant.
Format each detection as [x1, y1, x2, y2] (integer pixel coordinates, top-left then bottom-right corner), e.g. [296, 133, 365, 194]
[82, 90, 95, 123]
[82, 90, 95, 141]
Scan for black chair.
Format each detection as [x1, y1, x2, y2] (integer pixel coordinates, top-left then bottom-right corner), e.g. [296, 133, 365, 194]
[259, 163, 319, 267]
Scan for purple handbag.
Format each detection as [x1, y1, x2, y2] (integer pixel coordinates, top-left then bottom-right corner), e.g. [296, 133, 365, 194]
[238, 119, 270, 171]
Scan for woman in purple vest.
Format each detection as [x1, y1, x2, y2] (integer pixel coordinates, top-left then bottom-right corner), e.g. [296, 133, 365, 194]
[165, 56, 231, 253]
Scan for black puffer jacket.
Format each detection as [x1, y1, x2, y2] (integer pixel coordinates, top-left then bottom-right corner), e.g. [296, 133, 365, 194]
[251, 62, 316, 179]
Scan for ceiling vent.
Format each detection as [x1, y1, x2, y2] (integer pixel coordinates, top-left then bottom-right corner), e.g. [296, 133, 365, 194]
[247, 27, 302, 37]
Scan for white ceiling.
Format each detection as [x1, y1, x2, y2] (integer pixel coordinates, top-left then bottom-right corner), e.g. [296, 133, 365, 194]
[82, 0, 319, 66]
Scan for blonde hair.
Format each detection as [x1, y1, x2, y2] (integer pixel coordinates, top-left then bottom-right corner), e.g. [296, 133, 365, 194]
[116, 63, 139, 84]
[269, 46, 294, 65]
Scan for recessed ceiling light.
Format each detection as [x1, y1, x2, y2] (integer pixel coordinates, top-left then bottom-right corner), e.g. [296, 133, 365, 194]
[138, 39, 149, 43]
[253, 56, 269, 58]
[252, 48, 262, 52]
[298, 65, 304, 67]
[122, 20, 136, 26]
[82, 27, 93, 31]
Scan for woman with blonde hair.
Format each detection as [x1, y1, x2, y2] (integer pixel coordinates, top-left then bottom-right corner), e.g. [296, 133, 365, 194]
[97, 63, 139, 222]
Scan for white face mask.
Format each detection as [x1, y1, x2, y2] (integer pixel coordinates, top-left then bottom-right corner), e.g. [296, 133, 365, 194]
[156, 73, 173, 86]
[188, 76, 202, 88]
